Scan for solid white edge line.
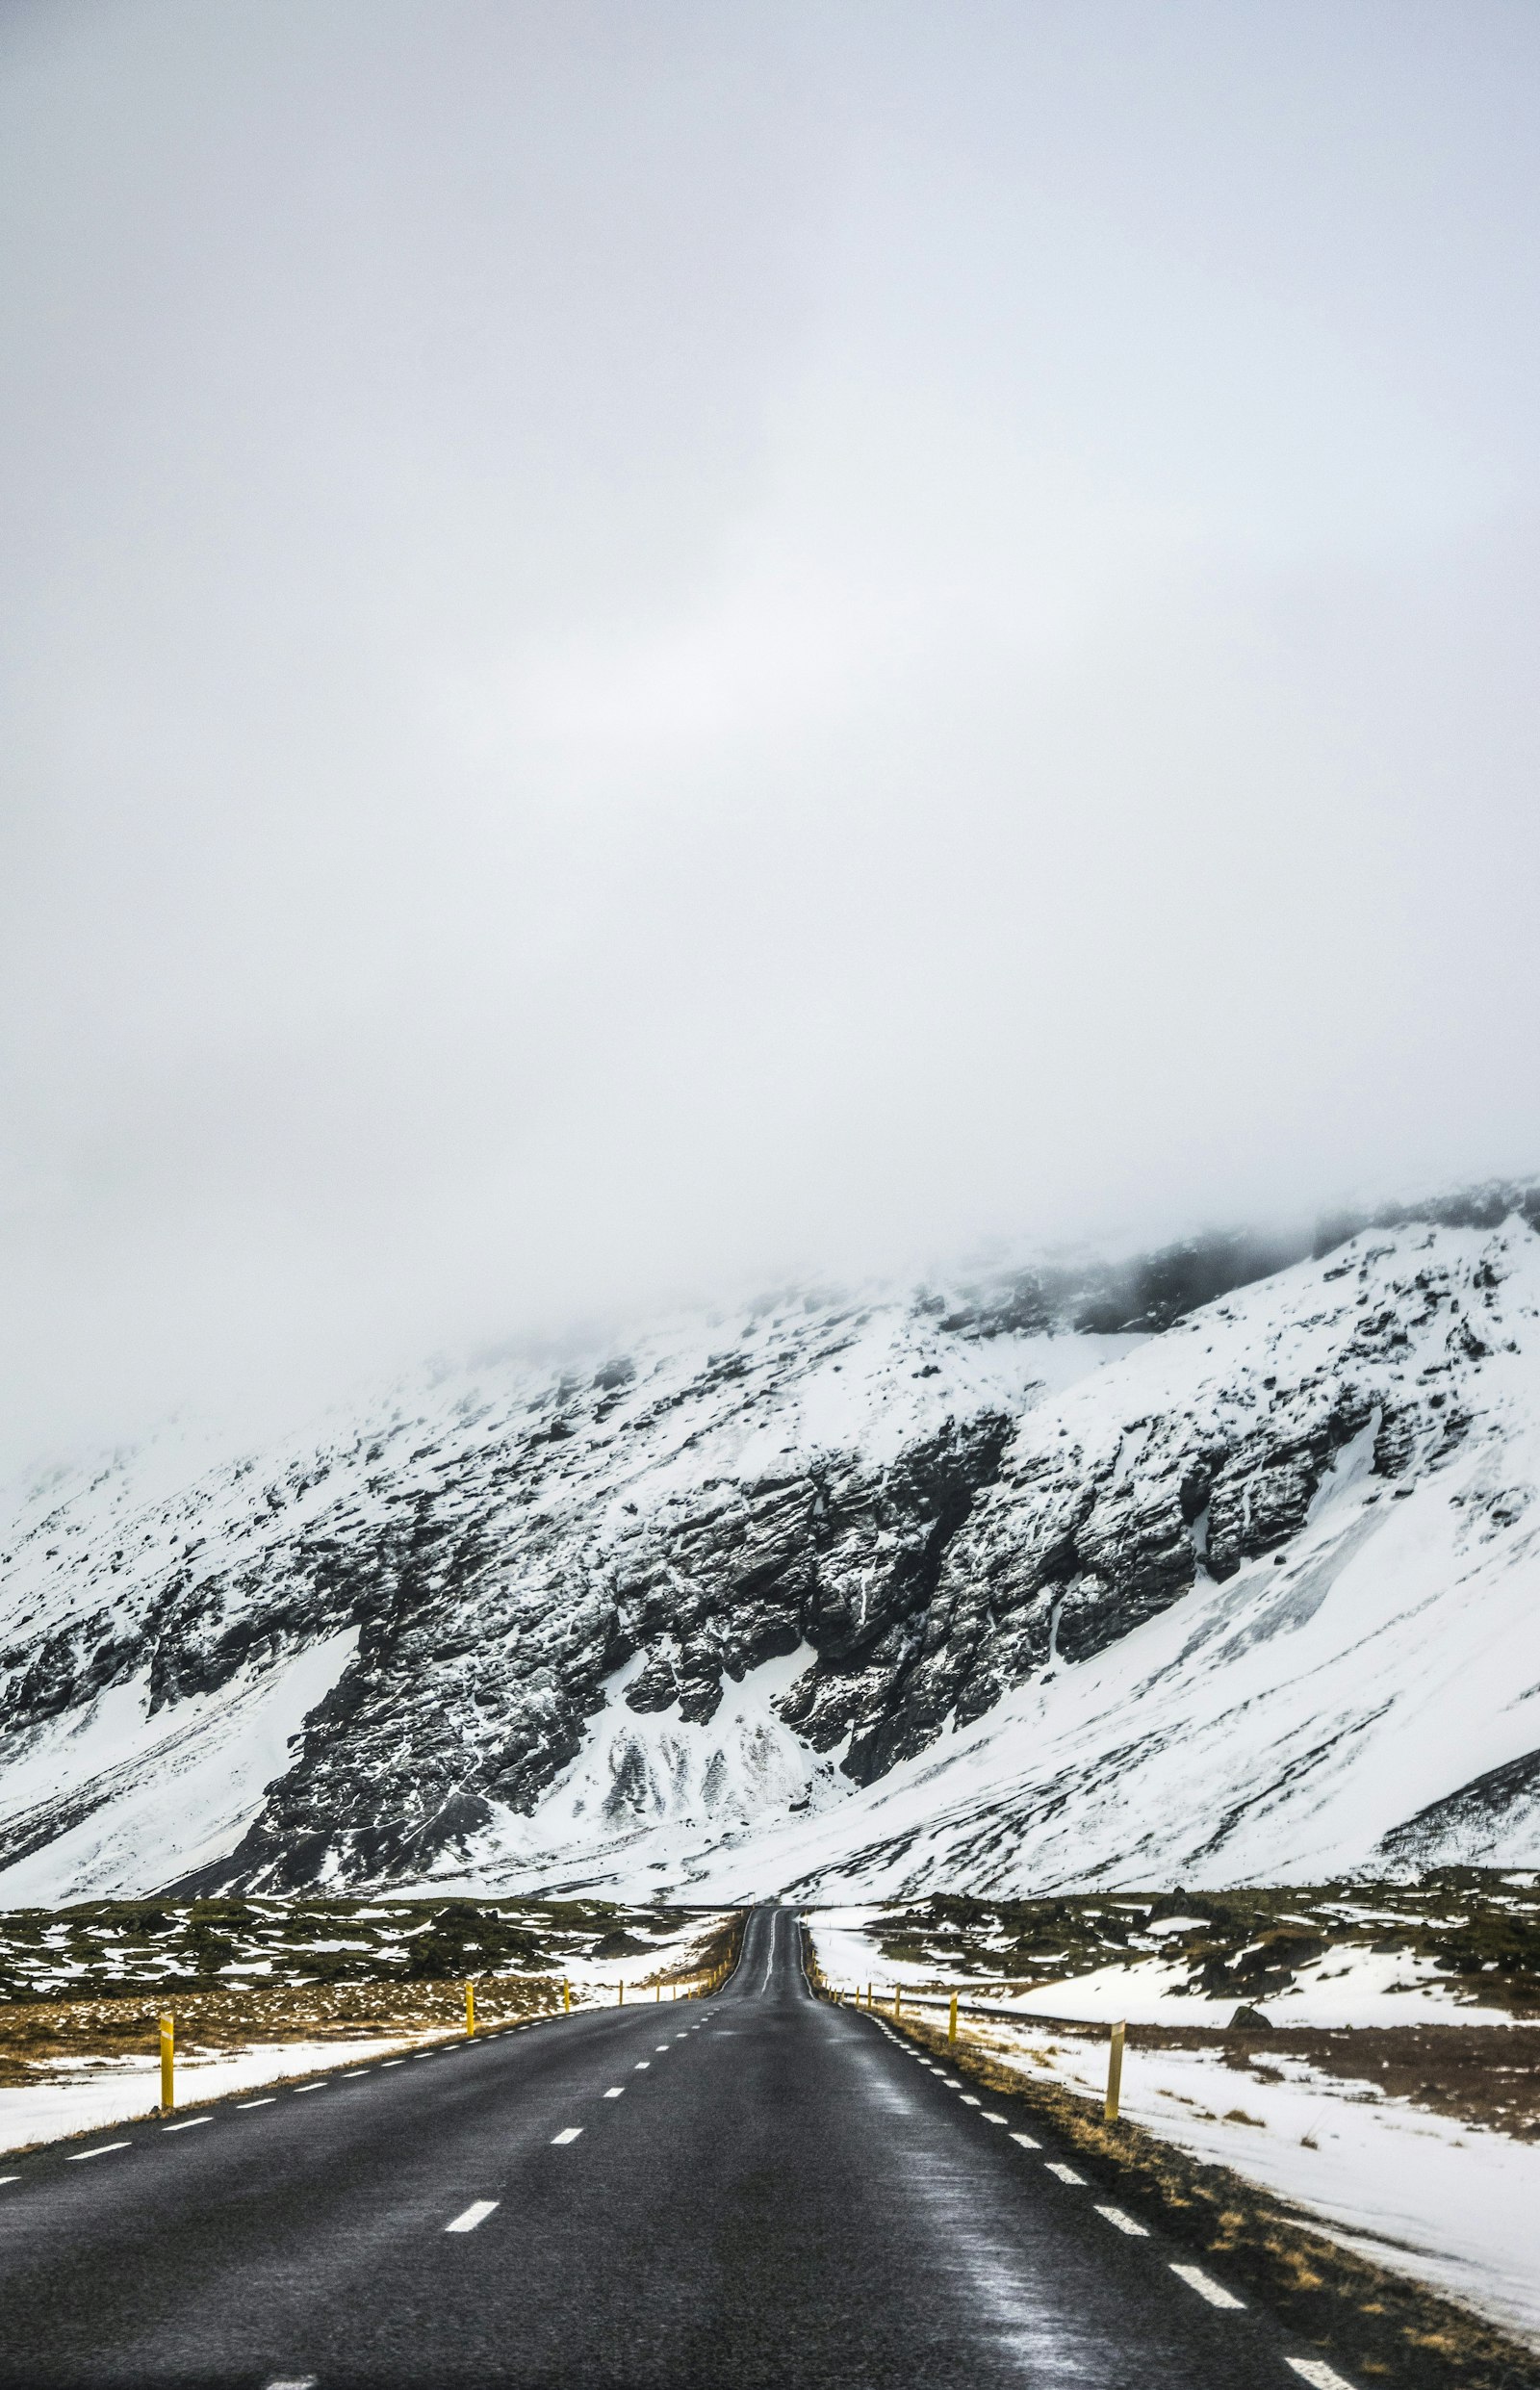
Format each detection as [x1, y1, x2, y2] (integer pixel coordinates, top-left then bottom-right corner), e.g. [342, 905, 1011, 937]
[1170, 2263, 1245, 2310]
[1094, 2205, 1150, 2237]
[445, 2199, 499, 2233]
[1285, 2362, 1355, 2390]
[65, 2143, 131, 2161]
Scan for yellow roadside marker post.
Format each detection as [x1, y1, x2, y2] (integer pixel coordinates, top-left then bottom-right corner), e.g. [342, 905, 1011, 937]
[948, 1992, 958, 2044]
[159, 2014, 174, 2114]
[465, 1981, 475, 2037]
[619, 1980, 625, 2008]
[1105, 2020, 1126, 2122]
[655, 1983, 660, 2003]
[563, 1979, 571, 2013]
[893, 1988, 901, 2021]
[865, 1983, 872, 2010]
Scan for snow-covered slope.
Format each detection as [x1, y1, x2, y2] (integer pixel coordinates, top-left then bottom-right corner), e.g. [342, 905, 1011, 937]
[3, 1192, 1540, 1902]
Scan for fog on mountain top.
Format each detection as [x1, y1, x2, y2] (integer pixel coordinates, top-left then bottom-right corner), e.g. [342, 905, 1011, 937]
[2, 0, 1539, 1473]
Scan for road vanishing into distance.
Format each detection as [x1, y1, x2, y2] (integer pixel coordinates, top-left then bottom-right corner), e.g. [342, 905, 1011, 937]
[0, 1906, 1346, 2389]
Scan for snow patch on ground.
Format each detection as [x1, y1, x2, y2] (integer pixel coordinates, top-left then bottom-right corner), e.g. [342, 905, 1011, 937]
[985, 2023, 1540, 2349]
[806, 1917, 1515, 2026]
[0, 2031, 418, 2156]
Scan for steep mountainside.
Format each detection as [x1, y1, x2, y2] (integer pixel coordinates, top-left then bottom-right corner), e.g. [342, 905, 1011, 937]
[2, 1185, 1538, 1904]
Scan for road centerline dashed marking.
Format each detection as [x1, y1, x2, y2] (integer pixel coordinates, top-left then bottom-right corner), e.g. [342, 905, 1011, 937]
[1170, 2264, 1245, 2310]
[1046, 2162, 1086, 2185]
[381, 2059, 406, 2068]
[552, 2127, 583, 2146]
[341, 2070, 370, 2079]
[162, 2118, 211, 2132]
[1095, 2205, 1150, 2237]
[1286, 2361, 1354, 2389]
[292, 2084, 325, 2094]
[982, 2112, 1008, 2124]
[445, 2199, 499, 2233]
[603, 2088, 624, 2098]
[959, 2094, 982, 2107]
[633, 2062, 650, 2070]
[237, 2098, 276, 2109]
[66, 2143, 130, 2162]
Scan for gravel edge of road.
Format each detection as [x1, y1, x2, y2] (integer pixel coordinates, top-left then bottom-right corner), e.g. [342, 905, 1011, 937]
[873, 2008, 1540, 2390]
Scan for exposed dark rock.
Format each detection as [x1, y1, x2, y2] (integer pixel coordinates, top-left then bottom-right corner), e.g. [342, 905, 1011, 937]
[3, 1197, 1534, 1894]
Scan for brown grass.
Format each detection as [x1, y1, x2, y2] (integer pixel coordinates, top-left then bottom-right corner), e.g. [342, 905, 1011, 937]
[0, 1974, 566, 2085]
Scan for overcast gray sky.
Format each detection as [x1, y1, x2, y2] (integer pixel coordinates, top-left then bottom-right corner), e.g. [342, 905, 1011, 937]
[3, 0, 1539, 1468]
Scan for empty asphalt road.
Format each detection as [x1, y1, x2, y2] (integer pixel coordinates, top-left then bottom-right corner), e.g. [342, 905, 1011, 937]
[0, 1906, 1349, 2388]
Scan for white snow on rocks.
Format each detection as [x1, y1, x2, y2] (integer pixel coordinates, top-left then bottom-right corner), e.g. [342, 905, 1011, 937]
[1, 1212, 1538, 1898]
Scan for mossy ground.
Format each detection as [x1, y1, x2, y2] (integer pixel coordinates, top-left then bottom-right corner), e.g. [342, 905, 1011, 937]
[853, 1869, 1540, 2016]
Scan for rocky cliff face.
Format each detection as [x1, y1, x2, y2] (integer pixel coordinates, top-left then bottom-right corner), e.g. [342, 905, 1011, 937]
[2, 1181, 1538, 1903]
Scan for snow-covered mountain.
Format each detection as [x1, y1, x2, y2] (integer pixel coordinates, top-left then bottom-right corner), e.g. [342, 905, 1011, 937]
[3, 1184, 1539, 1904]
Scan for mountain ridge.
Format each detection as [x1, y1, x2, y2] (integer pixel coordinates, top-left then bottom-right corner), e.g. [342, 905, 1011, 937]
[1, 1179, 1537, 1904]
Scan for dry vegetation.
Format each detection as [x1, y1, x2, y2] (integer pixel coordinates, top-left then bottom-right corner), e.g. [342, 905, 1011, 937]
[0, 1895, 745, 2086]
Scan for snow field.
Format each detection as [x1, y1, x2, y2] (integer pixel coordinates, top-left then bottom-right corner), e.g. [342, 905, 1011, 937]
[0, 2033, 429, 2157]
[978, 2021, 1540, 2349]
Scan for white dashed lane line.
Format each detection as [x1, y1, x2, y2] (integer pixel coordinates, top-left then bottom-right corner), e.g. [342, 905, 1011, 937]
[633, 2062, 650, 2071]
[1170, 2264, 1245, 2311]
[341, 2070, 370, 2080]
[603, 2088, 624, 2099]
[552, 2128, 583, 2146]
[0, 2175, 18, 2186]
[445, 2200, 499, 2234]
[1286, 2361, 1354, 2389]
[292, 2084, 325, 2094]
[237, 2098, 276, 2110]
[162, 2118, 211, 2133]
[381, 2060, 406, 2069]
[878, 2028, 1274, 2356]
[65, 2144, 131, 2162]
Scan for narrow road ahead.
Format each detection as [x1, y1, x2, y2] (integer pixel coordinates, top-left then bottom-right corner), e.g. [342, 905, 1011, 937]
[0, 1907, 1342, 2388]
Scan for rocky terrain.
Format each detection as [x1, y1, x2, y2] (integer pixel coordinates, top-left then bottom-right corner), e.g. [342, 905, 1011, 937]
[1, 1180, 1538, 1903]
